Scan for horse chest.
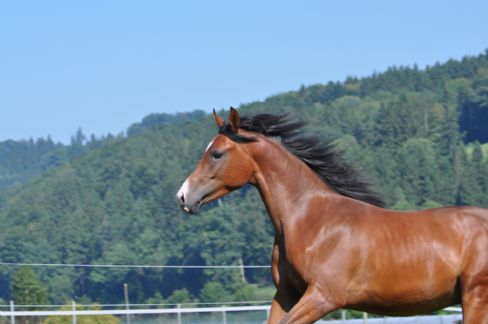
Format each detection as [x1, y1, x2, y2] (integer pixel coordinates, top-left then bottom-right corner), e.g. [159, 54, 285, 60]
[283, 258, 306, 291]
[277, 236, 308, 292]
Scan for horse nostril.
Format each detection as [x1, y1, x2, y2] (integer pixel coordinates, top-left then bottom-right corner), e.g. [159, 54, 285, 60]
[178, 192, 185, 204]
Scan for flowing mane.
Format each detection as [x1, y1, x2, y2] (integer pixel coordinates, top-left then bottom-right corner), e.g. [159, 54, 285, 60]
[219, 113, 386, 207]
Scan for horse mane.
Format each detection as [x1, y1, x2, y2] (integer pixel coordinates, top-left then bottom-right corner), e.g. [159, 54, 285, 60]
[220, 113, 386, 208]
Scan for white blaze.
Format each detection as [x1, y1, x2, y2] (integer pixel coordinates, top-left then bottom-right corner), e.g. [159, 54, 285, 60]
[205, 139, 215, 152]
[177, 179, 192, 212]
[178, 179, 190, 198]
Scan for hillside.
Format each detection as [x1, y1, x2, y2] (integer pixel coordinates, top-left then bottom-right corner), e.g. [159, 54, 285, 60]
[0, 111, 210, 195]
[1, 50, 488, 305]
[0, 131, 118, 194]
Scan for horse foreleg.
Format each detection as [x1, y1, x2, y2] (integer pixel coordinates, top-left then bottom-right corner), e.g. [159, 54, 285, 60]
[268, 289, 300, 324]
[278, 286, 341, 324]
[268, 297, 287, 323]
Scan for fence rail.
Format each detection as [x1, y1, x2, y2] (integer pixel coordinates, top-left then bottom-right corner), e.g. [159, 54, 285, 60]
[0, 301, 463, 324]
[0, 304, 271, 317]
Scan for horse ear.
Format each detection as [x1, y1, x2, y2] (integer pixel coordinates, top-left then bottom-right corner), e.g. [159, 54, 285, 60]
[228, 107, 240, 132]
[213, 109, 225, 128]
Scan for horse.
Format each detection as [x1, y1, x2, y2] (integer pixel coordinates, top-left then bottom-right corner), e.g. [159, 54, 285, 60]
[176, 108, 488, 323]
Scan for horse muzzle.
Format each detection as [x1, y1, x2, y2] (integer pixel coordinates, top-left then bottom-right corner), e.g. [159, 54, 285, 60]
[176, 179, 207, 214]
[176, 193, 203, 214]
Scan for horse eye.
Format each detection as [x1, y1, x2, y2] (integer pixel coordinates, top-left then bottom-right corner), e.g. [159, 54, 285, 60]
[211, 151, 224, 160]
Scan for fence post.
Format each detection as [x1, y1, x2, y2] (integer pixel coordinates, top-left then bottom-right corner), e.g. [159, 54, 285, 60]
[222, 305, 227, 324]
[124, 283, 131, 324]
[9, 300, 15, 324]
[177, 304, 182, 324]
[72, 301, 77, 324]
[341, 310, 346, 323]
[363, 312, 368, 324]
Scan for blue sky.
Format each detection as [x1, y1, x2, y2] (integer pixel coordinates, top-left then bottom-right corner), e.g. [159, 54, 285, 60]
[1, 1, 487, 143]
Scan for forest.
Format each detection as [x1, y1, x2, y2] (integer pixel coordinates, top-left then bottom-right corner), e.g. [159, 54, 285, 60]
[0, 50, 488, 308]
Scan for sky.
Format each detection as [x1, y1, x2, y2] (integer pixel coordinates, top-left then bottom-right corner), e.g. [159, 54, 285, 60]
[0, 1, 487, 144]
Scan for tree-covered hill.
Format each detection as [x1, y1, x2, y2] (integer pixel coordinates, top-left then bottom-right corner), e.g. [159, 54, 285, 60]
[0, 111, 212, 195]
[1, 50, 488, 305]
[0, 129, 120, 194]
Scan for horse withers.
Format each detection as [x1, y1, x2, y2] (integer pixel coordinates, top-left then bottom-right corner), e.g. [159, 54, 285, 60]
[177, 108, 488, 323]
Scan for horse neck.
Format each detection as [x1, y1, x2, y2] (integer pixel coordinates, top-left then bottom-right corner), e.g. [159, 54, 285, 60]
[249, 137, 335, 235]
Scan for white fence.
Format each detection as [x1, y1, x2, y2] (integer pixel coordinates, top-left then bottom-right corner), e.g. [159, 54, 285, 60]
[1, 303, 269, 324]
[0, 302, 463, 324]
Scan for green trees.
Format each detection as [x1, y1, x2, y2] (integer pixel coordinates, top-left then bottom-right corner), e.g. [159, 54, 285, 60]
[398, 138, 439, 206]
[199, 282, 229, 303]
[164, 288, 192, 304]
[11, 267, 48, 306]
[41, 305, 119, 324]
[10, 267, 48, 324]
[459, 142, 488, 205]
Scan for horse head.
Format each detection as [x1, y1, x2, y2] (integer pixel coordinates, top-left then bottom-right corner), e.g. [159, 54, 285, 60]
[176, 108, 256, 214]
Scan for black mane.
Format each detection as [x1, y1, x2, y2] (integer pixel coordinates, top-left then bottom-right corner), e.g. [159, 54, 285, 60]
[220, 114, 386, 208]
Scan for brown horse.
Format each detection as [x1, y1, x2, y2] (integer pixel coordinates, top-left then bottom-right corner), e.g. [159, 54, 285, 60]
[176, 108, 488, 323]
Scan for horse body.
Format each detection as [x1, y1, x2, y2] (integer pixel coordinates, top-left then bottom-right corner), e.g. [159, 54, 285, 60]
[177, 109, 488, 323]
[253, 132, 486, 317]
[282, 204, 467, 315]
